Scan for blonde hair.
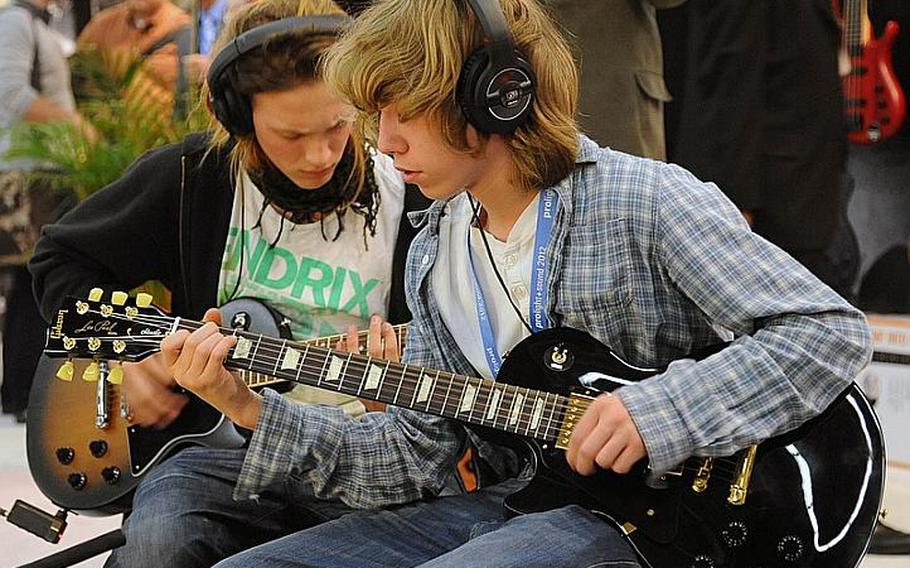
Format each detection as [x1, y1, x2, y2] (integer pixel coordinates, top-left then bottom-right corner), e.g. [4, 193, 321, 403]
[322, 0, 579, 191]
[203, 0, 369, 200]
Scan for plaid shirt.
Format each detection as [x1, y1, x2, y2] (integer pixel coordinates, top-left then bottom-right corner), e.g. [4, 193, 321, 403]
[235, 135, 871, 508]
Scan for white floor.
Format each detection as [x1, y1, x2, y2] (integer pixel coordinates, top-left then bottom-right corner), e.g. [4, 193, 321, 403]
[0, 416, 908, 567]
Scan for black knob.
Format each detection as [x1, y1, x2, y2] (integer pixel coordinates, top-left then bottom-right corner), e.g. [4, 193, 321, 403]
[101, 466, 121, 485]
[721, 521, 748, 549]
[777, 535, 804, 563]
[55, 447, 75, 465]
[89, 440, 108, 458]
[67, 472, 87, 490]
[690, 555, 716, 568]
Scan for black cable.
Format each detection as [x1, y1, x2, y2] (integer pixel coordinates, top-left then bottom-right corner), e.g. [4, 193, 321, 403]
[468, 195, 534, 335]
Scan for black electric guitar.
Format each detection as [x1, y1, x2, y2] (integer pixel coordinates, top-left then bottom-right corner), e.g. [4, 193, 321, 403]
[41, 293, 885, 567]
[27, 296, 407, 515]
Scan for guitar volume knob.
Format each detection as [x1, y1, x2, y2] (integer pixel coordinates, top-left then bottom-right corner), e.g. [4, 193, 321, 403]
[689, 555, 716, 568]
[89, 440, 108, 458]
[67, 472, 87, 490]
[777, 535, 804, 563]
[101, 466, 121, 485]
[55, 447, 75, 465]
[721, 520, 748, 548]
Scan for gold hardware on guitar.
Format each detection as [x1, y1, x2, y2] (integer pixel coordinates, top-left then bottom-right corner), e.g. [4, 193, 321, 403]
[136, 292, 153, 308]
[111, 291, 128, 305]
[82, 362, 100, 382]
[108, 364, 123, 385]
[555, 394, 592, 449]
[88, 287, 103, 302]
[727, 445, 758, 505]
[55, 360, 75, 382]
[692, 457, 714, 493]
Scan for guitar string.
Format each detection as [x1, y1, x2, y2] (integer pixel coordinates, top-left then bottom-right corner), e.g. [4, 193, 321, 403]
[63, 309, 752, 477]
[68, 310, 576, 441]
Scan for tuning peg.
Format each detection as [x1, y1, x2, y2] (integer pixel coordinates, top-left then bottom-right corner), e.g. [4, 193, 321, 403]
[107, 364, 123, 385]
[88, 287, 103, 302]
[82, 362, 100, 382]
[111, 291, 128, 305]
[135, 292, 153, 308]
[56, 360, 75, 382]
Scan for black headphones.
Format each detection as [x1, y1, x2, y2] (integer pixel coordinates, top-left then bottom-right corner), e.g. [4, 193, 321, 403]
[457, 0, 536, 135]
[206, 15, 352, 136]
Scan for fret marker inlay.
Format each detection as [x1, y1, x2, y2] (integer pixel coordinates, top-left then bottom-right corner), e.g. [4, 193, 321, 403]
[364, 364, 384, 391]
[459, 383, 477, 414]
[233, 337, 252, 360]
[281, 347, 301, 370]
[531, 398, 544, 431]
[325, 355, 344, 382]
[486, 388, 502, 420]
[509, 393, 525, 426]
[417, 373, 435, 404]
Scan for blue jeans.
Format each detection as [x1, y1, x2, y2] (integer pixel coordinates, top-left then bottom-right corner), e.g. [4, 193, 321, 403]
[105, 447, 354, 568]
[213, 478, 641, 568]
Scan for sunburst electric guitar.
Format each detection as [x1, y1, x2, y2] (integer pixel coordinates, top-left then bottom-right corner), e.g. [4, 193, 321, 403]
[27, 295, 406, 515]
[39, 292, 884, 567]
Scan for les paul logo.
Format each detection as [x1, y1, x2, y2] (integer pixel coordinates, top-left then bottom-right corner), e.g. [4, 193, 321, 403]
[73, 319, 119, 335]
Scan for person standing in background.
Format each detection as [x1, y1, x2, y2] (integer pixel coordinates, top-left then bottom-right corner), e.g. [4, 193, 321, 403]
[542, 0, 685, 159]
[77, 0, 191, 117]
[671, 0, 856, 299]
[0, 0, 93, 422]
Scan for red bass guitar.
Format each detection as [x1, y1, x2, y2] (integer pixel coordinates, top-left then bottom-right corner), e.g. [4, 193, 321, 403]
[836, 0, 906, 143]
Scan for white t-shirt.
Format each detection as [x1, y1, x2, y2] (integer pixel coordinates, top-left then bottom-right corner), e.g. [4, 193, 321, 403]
[432, 192, 541, 379]
[218, 151, 405, 341]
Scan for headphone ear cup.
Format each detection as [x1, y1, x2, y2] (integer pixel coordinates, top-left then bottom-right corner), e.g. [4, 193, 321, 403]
[212, 77, 253, 136]
[457, 48, 535, 135]
[457, 48, 496, 133]
[225, 85, 254, 135]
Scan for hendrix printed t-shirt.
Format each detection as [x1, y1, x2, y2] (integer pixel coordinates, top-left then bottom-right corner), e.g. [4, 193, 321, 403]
[218, 152, 405, 341]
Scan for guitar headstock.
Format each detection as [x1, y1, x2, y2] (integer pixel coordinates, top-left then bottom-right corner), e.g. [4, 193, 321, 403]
[45, 288, 170, 362]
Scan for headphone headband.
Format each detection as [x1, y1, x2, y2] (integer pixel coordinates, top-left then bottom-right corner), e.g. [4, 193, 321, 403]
[207, 15, 352, 136]
[457, 0, 536, 135]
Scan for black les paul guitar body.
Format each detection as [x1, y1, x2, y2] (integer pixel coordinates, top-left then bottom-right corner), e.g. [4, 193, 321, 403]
[41, 293, 884, 566]
[495, 329, 885, 568]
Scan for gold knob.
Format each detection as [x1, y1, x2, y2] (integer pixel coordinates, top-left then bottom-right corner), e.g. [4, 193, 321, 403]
[82, 362, 100, 382]
[136, 293, 153, 308]
[108, 364, 123, 385]
[111, 291, 128, 305]
[88, 287, 103, 302]
[56, 361, 74, 382]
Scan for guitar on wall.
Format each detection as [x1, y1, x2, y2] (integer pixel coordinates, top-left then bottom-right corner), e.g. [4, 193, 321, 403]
[41, 291, 885, 567]
[27, 293, 407, 516]
[835, 0, 906, 144]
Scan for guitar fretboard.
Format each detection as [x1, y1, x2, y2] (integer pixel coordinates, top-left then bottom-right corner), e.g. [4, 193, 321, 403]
[176, 319, 570, 443]
[236, 325, 409, 389]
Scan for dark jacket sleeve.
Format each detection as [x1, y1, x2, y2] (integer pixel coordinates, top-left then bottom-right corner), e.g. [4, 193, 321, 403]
[386, 183, 432, 325]
[28, 142, 186, 322]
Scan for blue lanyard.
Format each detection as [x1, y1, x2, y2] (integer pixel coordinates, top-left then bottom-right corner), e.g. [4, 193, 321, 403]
[467, 190, 559, 377]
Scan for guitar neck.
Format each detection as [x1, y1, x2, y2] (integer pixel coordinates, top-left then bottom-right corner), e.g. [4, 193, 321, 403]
[237, 324, 409, 389]
[843, 0, 867, 55]
[176, 319, 569, 444]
